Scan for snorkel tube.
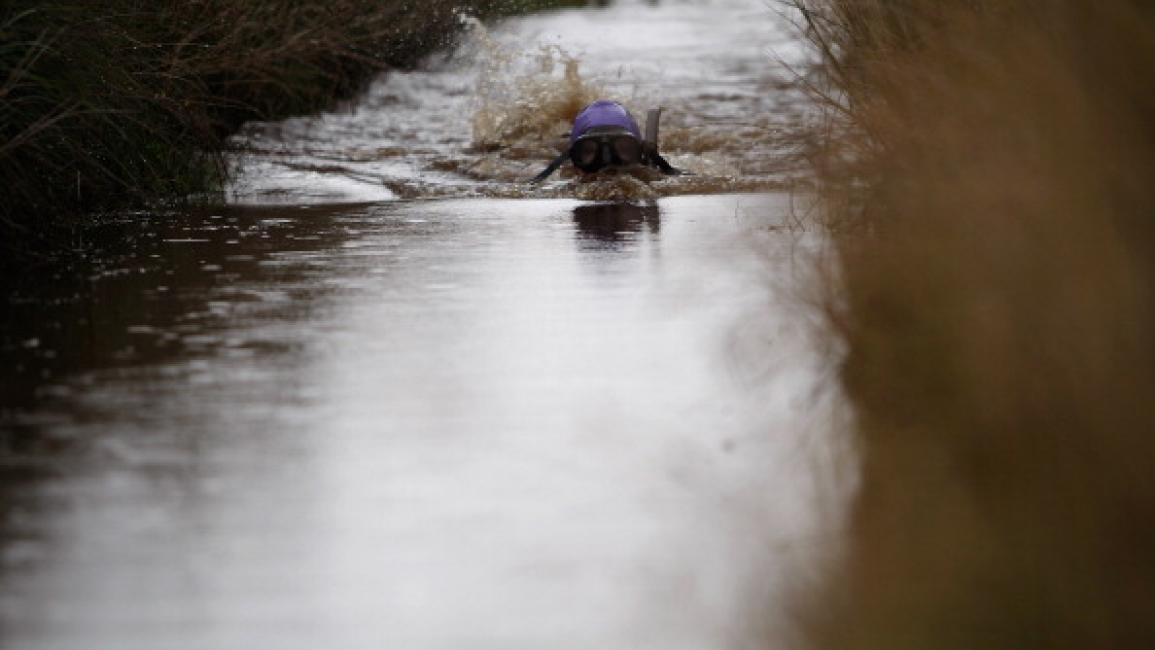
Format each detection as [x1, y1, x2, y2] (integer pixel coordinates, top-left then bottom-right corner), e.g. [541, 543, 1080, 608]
[642, 108, 680, 176]
[530, 100, 682, 183]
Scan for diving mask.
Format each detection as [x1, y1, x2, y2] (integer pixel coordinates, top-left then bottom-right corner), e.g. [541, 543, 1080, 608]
[569, 127, 645, 173]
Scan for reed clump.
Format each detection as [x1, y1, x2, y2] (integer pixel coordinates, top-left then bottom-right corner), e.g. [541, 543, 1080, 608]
[0, 0, 572, 263]
[791, 0, 1155, 647]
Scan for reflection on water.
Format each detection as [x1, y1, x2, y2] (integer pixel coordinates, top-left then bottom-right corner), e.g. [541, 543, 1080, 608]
[0, 194, 836, 650]
[0, 204, 364, 412]
[572, 202, 660, 244]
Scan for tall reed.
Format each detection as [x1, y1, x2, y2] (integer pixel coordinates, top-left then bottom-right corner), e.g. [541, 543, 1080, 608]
[0, 0, 573, 264]
[790, 0, 1155, 647]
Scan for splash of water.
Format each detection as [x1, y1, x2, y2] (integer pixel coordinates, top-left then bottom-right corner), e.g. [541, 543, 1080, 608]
[227, 6, 801, 205]
[456, 14, 788, 200]
[464, 15, 603, 150]
[457, 17, 675, 201]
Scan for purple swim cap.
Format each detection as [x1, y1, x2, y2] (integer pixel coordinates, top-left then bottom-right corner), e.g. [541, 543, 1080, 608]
[570, 100, 642, 144]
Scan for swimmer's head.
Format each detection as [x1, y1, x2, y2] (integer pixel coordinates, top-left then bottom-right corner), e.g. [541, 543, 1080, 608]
[568, 100, 644, 174]
[530, 100, 681, 183]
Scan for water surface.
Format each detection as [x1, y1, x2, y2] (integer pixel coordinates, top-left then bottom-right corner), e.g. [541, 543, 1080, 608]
[0, 2, 838, 649]
[228, 0, 807, 202]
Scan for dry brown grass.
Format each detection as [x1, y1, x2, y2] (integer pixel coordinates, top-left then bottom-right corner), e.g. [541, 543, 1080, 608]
[0, 0, 577, 265]
[788, 0, 1155, 647]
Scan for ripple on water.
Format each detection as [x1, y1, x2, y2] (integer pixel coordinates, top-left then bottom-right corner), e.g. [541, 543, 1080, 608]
[226, 0, 807, 205]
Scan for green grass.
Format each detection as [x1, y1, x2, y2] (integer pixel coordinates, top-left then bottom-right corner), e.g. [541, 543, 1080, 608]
[788, 0, 1155, 647]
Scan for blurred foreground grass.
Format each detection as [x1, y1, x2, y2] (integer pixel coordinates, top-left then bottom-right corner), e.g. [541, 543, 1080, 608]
[791, 0, 1155, 647]
[0, 0, 576, 264]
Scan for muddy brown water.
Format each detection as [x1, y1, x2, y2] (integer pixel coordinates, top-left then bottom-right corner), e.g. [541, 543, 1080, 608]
[0, 2, 844, 649]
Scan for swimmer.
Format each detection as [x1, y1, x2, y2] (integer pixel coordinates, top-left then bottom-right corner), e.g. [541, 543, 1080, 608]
[531, 100, 681, 183]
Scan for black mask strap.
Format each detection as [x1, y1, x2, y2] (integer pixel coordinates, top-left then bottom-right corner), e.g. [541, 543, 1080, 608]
[532, 144, 684, 182]
[649, 150, 682, 176]
[530, 149, 571, 184]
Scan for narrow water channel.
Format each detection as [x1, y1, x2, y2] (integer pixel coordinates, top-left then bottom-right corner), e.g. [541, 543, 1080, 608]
[0, 2, 840, 649]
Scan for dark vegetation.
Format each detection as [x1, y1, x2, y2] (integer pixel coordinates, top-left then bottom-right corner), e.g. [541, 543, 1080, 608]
[0, 0, 575, 266]
[790, 0, 1155, 647]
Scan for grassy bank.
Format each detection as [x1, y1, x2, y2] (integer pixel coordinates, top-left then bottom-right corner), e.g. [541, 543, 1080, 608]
[792, 0, 1155, 647]
[0, 0, 574, 265]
